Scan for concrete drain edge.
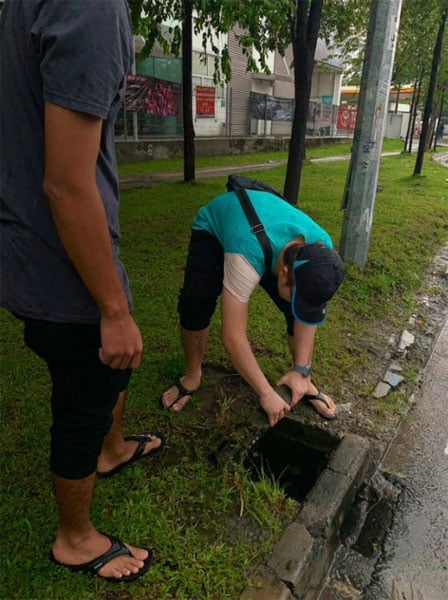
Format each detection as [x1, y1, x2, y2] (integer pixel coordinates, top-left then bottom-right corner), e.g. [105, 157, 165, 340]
[241, 433, 372, 600]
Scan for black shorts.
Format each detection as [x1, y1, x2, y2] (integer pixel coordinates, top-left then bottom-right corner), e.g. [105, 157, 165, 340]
[177, 230, 224, 330]
[19, 316, 131, 479]
[178, 229, 294, 336]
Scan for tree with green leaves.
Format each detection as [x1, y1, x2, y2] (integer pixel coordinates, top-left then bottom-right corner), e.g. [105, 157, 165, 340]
[235, 0, 326, 203]
[129, 0, 370, 195]
[285, 0, 325, 203]
[231, 0, 370, 203]
[390, 0, 447, 156]
[128, 1, 234, 182]
[413, 0, 447, 175]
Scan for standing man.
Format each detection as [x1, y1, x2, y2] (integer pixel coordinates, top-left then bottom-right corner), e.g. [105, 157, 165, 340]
[161, 188, 345, 426]
[1, 0, 162, 583]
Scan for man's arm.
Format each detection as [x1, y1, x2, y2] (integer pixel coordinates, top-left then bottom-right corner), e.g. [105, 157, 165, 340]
[43, 102, 142, 370]
[221, 288, 290, 426]
[277, 321, 317, 406]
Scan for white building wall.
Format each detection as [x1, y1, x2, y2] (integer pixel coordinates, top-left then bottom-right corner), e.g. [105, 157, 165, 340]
[191, 24, 228, 135]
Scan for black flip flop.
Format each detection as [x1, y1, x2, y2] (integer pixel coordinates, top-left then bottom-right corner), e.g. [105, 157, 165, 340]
[159, 378, 198, 411]
[97, 431, 164, 478]
[49, 533, 154, 583]
[301, 389, 337, 420]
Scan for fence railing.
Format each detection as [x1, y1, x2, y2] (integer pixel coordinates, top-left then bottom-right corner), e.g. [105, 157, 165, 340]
[114, 83, 356, 140]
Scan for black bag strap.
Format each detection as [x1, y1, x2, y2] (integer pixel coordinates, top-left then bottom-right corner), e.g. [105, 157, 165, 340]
[233, 186, 273, 271]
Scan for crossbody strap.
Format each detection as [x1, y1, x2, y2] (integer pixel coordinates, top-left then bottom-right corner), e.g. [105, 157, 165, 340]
[233, 187, 273, 272]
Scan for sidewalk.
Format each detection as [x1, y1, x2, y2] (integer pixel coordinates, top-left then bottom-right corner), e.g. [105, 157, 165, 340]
[375, 314, 448, 600]
[119, 159, 288, 189]
[119, 149, 448, 190]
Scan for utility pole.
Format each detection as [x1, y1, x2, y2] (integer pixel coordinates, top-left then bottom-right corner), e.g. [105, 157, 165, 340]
[132, 35, 146, 141]
[340, 0, 403, 267]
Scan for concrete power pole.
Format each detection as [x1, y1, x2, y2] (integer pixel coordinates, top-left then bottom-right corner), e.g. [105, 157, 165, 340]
[340, 0, 403, 267]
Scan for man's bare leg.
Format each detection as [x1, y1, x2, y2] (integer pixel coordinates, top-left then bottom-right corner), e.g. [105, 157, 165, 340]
[51, 472, 149, 579]
[161, 327, 208, 411]
[97, 390, 162, 475]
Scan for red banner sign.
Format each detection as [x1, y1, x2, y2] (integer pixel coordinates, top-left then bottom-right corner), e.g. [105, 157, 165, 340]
[125, 74, 180, 116]
[337, 106, 357, 130]
[196, 86, 215, 118]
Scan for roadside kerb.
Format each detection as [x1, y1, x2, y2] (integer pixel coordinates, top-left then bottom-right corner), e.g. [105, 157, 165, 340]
[241, 431, 372, 600]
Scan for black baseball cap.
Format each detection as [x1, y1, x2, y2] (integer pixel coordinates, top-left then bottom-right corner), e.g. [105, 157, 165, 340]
[291, 244, 345, 325]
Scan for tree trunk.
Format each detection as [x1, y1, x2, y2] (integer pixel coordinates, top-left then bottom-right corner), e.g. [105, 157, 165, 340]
[283, 0, 324, 205]
[182, 0, 195, 182]
[429, 90, 443, 148]
[404, 78, 417, 152]
[414, 8, 447, 175]
[433, 91, 445, 151]
[394, 83, 401, 113]
[407, 72, 423, 153]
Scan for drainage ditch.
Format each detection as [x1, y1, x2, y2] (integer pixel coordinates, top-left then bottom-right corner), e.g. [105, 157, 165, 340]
[245, 418, 340, 502]
[340, 471, 401, 558]
[240, 415, 372, 600]
[320, 471, 402, 599]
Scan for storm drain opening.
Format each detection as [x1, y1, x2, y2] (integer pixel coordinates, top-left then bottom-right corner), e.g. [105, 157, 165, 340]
[339, 471, 402, 558]
[245, 418, 340, 502]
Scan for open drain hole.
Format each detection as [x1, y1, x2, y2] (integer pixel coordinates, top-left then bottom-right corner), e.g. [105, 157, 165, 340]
[340, 472, 401, 558]
[245, 418, 338, 502]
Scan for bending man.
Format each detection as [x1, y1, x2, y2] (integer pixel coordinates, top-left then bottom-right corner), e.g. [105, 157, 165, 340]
[161, 185, 344, 426]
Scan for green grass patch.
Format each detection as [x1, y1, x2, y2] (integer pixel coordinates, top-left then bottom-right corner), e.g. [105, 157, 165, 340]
[118, 137, 404, 176]
[1, 144, 447, 599]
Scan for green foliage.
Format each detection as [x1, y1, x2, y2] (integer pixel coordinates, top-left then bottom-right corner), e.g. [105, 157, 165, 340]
[394, 0, 447, 87]
[129, 0, 235, 83]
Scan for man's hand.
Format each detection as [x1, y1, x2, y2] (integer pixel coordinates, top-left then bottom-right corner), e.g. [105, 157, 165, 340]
[276, 371, 310, 409]
[259, 389, 291, 427]
[99, 313, 143, 370]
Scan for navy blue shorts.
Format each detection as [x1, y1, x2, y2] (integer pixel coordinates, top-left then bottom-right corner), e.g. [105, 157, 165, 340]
[19, 316, 131, 479]
[178, 229, 294, 335]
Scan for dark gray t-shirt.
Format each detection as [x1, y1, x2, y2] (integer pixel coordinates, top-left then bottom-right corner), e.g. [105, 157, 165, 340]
[0, 0, 133, 323]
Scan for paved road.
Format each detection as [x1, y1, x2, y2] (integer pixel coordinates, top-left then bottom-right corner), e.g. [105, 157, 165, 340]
[360, 143, 448, 600]
[365, 315, 448, 600]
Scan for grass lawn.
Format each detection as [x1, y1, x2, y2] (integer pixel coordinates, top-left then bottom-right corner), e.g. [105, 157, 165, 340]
[1, 143, 447, 599]
[117, 137, 405, 176]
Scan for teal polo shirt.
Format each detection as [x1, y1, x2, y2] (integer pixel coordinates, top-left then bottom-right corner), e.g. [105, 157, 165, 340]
[193, 190, 333, 275]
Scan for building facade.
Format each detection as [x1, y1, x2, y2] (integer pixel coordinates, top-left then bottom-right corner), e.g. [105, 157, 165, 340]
[119, 23, 344, 140]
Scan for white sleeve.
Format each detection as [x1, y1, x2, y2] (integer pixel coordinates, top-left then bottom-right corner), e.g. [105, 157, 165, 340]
[223, 253, 261, 302]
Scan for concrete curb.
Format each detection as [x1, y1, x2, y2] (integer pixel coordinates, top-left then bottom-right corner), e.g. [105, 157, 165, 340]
[241, 432, 372, 600]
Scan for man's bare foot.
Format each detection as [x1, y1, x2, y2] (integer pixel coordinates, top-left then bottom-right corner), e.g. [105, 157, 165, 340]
[160, 376, 200, 412]
[51, 531, 152, 580]
[97, 432, 163, 477]
[303, 383, 337, 419]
